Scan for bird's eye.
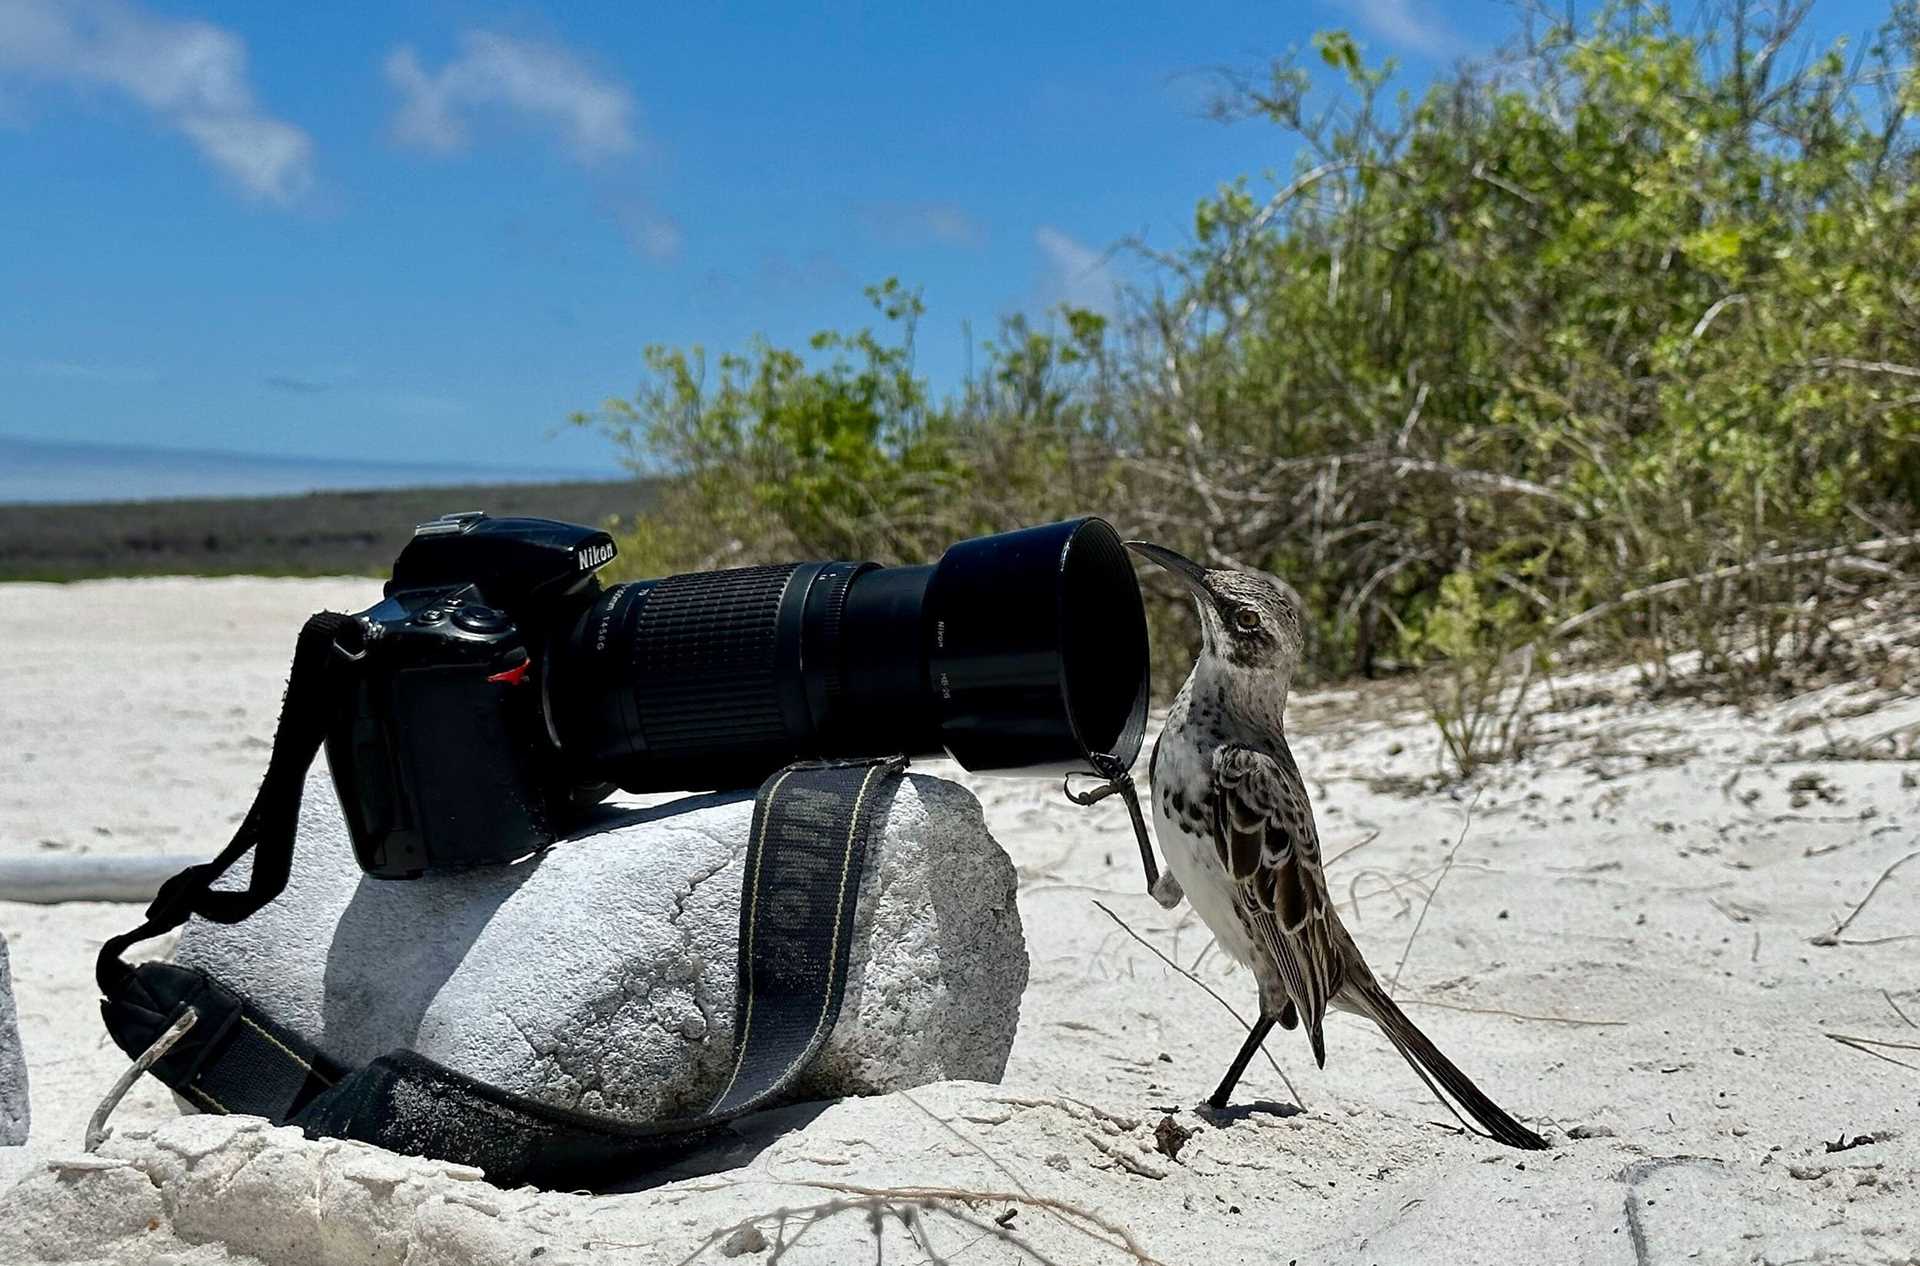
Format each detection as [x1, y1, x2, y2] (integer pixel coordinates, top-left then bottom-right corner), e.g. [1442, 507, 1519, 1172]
[1234, 608, 1261, 631]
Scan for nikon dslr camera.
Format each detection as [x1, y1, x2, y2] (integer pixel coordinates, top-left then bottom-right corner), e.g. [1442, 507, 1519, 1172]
[327, 511, 1149, 879]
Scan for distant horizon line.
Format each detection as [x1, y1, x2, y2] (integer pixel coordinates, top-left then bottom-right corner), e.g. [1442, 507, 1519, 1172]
[0, 430, 633, 506]
[0, 430, 624, 479]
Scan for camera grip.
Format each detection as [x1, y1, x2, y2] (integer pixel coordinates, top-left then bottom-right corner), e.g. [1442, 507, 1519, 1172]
[330, 661, 556, 878]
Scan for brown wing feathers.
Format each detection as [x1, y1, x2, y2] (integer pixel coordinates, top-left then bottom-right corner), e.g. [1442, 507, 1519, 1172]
[1210, 770, 1266, 881]
[1211, 744, 1324, 930]
[1211, 743, 1338, 1066]
[1209, 744, 1548, 1148]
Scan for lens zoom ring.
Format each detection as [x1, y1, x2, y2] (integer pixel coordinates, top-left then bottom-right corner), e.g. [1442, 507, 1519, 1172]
[631, 564, 796, 755]
[815, 565, 857, 714]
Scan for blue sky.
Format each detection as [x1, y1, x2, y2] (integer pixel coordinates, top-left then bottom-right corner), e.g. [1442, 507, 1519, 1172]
[0, 0, 1894, 476]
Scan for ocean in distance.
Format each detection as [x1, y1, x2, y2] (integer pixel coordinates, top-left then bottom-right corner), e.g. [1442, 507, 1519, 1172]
[0, 434, 624, 505]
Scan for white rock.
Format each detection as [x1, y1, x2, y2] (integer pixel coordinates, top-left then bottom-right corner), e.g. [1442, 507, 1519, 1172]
[171, 765, 1027, 1123]
[0, 1085, 1177, 1266]
[0, 935, 25, 1146]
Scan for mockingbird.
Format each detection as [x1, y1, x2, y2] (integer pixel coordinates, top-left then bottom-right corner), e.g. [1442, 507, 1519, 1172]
[1127, 540, 1548, 1151]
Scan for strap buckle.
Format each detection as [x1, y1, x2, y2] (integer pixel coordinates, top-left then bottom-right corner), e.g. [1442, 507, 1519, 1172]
[331, 618, 371, 663]
[86, 1006, 199, 1152]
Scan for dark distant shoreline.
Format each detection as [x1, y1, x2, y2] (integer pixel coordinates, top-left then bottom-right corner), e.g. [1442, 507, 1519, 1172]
[0, 480, 656, 582]
[0, 433, 622, 505]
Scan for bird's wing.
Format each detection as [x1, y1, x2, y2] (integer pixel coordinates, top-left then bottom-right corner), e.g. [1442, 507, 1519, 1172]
[1210, 742, 1343, 1065]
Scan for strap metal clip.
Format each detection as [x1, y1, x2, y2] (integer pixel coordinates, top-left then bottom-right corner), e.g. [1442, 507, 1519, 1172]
[86, 1006, 200, 1152]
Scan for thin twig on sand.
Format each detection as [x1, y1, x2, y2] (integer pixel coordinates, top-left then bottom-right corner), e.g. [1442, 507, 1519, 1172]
[1083, 1132, 1170, 1180]
[1822, 933, 1920, 946]
[1862, 717, 1920, 747]
[646, 1178, 1164, 1265]
[1323, 829, 1382, 870]
[1388, 792, 1480, 996]
[898, 1091, 1104, 1252]
[988, 1094, 1138, 1133]
[900, 1091, 1035, 1198]
[792, 1180, 1166, 1266]
[1092, 900, 1303, 1104]
[1397, 997, 1626, 1028]
[1885, 990, 1918, 1030]
[1811, 850, 1920, 946]
[1824, 1032, 1920, 1071]
[1708, 897, 1754, 924]
[1346, 866, 1424, 924]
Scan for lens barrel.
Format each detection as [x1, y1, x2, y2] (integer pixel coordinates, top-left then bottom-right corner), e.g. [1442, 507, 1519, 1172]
[924, 518, 1148, 773]
[551, 517, 1148, 791]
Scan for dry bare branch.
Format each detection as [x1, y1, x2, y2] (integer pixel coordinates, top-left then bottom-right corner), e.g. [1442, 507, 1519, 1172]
[1811, 850, 1920, 947]
[1555, 536, 1920, 642]
[1388, 793, 1479, 996]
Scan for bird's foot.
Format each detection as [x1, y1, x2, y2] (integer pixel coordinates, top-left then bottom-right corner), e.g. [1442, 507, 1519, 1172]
[1198, 1098, 1303, 1126]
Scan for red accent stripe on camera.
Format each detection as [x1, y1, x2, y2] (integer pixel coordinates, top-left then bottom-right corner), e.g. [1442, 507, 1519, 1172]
[487, 660, 532, 686]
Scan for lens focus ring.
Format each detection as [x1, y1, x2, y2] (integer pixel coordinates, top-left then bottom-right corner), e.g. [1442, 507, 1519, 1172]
[811, 563, 862, 717]
[629, 564, 799, 767]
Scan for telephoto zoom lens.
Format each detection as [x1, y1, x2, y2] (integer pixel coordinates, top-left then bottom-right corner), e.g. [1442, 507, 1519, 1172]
[548, 517, 1149, 792]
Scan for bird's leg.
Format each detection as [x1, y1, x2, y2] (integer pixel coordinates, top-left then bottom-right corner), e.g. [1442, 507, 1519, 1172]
[1208, 1014, 1277, 1109]
[1064, 761, 1182, 908]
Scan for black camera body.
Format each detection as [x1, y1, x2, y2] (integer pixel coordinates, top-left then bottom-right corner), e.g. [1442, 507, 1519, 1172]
[328, 510, 1150, 880]
[326, 512, 618, 878]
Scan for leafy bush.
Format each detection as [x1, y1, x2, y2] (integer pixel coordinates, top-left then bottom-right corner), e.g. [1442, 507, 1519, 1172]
[578, 1, 1920, 756]
[1126, 3, 1919, 680]
[573, 280, 1121, 575]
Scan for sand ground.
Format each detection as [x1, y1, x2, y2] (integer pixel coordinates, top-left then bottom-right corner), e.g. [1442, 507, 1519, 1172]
[1, 577, 1916, 1264]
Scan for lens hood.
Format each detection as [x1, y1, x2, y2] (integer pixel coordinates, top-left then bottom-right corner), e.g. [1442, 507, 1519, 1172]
[924, 516, 1149, 775]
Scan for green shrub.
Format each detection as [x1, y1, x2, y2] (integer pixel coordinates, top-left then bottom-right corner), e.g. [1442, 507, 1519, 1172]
[578, 1, 1920, 742]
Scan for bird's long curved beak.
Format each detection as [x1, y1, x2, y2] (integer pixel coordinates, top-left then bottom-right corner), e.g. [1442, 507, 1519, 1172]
[1125, 540, 1210, 594]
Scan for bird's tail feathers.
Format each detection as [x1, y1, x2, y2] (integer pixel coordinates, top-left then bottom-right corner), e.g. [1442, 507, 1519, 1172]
[1345, 981, 1549, 1151]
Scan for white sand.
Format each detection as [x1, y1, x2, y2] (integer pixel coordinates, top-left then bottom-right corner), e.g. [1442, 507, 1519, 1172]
[1, 576, 1916, 1263]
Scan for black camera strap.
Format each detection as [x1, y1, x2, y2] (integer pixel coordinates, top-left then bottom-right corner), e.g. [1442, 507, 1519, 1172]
[96, 611, 357, 999]
[97, 611, 909, 1187]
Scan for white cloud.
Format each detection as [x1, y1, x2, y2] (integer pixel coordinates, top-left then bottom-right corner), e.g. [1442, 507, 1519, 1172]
[1335, 0, 1467, 57]
[263, 373, 331, 395]
[602, 196, 682, 261]
[0, 0, 313, 203]
[370, 389, 466, 419]
[758, 249, 846, 293]
[624, 214, 682, 261]
[1035, 226, 1118, 312]
[385, 31, 635, 165]
[862, 200, 984, 248]
[11, 357, 157, 382]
